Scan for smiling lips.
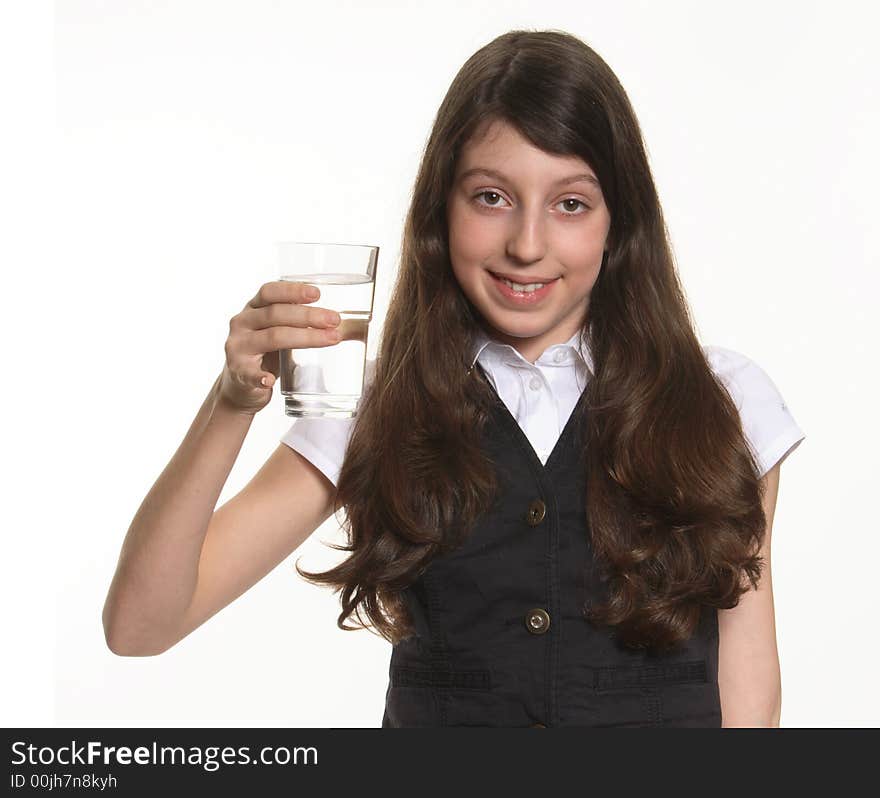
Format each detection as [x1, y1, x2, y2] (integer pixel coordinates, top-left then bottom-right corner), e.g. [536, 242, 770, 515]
[488, 271, 559, 304]
[490, 271, 560, 285]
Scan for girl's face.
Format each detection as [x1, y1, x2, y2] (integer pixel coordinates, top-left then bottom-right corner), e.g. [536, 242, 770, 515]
[447, 118, 611, 364]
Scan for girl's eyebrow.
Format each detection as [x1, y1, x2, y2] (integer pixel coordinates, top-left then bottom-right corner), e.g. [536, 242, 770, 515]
[457, 166, 600, 190]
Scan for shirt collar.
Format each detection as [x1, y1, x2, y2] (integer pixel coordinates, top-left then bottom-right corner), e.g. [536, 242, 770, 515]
[468, 326, 594, 375]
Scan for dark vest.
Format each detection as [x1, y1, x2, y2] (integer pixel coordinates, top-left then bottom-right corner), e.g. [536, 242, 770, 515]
[382, 364, 722, 727]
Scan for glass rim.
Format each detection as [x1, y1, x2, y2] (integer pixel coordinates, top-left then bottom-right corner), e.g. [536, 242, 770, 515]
[275, 240, 379, 251]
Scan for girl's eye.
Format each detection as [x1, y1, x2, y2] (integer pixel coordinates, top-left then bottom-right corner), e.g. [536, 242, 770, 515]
[474, 190, 509, 208]
[558, 198, 589, 215]
[472, 191, 589, 215]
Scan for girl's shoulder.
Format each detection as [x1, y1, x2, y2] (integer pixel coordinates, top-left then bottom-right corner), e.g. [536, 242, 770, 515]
[701, 344, 806, 478]
[703, 344, 770, 391]
[702, 345, 792, 413]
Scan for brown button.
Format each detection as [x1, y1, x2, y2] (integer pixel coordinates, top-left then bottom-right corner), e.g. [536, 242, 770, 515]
[525, 608, 550, 634]
[526, 498, 546, 526]
[531, 722, 546, 728]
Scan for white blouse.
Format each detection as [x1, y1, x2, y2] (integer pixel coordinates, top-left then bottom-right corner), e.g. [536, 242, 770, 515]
[280, 330, 805, 487]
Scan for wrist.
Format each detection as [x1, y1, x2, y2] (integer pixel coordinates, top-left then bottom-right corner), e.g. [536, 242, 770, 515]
[210, 372, 261, 420]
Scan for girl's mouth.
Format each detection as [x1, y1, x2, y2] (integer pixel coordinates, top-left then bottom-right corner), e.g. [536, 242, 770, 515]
[488, 271, 559, 305]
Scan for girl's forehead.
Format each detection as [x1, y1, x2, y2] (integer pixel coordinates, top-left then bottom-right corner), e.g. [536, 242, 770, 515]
[458, 119, 592, 171]
[456, 137, 599, 188]
[461, 118, 517, 153]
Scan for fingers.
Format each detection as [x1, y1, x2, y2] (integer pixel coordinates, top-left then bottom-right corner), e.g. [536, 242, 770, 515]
[245, 323, 342, 356]
[220, 281, 344, 413]
[246, 280, 319, 310]
[243, 301, 341, 333]
[225, 280, 343, 392]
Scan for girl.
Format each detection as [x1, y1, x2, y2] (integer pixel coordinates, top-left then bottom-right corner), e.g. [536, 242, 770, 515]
[103, 30, 805, 728]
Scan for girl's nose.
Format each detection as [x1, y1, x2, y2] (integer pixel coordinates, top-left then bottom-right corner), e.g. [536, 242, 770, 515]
[505, 212, 547, 264]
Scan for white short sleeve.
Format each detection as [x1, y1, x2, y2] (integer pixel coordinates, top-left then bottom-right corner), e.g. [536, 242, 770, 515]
[704, 346, 806, 479]
[279, 358, 377, 488]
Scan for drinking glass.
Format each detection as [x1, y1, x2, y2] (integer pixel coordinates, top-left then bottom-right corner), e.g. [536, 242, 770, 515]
[276, 241, 378, 418]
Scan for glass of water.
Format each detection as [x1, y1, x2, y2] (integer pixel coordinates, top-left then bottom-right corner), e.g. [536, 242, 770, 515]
[276, 241, 378, 418]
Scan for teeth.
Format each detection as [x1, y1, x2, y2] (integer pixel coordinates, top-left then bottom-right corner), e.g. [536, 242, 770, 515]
[500, 277, 547, 293]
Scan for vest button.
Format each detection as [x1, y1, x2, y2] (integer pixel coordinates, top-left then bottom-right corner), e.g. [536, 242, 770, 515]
[526, 498, 546, 526]
[525, 608, 550, 634]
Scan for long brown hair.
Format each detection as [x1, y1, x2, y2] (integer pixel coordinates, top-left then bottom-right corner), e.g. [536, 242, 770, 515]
[296, 29, 767, 653]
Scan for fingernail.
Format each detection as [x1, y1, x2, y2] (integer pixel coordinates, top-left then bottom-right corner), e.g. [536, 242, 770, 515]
[306, 286, 319, 299]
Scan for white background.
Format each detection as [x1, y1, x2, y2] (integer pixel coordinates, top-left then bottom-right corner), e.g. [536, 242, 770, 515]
[2, 0, 877, 727]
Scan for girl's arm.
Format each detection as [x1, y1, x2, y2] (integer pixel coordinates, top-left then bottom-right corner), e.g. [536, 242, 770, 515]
[102, 372, 336, 656]
[717, 462, 783, 727]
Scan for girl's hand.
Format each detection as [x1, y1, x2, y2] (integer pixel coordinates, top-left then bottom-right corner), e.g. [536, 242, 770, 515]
[217, 280, 341, 415]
